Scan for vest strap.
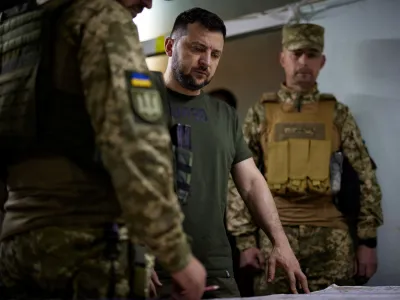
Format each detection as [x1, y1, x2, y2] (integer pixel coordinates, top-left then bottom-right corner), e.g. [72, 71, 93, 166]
[319, 93, 337, 102]
[260, 92, 279, 104]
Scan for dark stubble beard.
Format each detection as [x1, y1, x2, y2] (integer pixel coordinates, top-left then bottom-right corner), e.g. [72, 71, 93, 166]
[293, 68, 316, 91]
[171, 53, 212, 91]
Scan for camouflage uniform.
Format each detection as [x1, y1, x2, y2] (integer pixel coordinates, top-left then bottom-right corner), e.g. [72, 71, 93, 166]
[227, 23, 383, 295]
[0, 0, 190, 298]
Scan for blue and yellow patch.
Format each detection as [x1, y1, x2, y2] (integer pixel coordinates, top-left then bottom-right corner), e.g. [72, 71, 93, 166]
[130, 72, 152, 88]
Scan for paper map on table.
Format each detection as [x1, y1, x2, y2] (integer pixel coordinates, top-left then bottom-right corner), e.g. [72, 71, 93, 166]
[211, 285, 400, 300]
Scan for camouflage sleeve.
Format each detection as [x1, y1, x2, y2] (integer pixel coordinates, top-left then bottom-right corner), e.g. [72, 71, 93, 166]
[226, 174, 258, 250]
[71, 0, 191, 273]
[227, 101, 265, 250]
[242, 101, 265, 166]
[335, 102, 383, 239]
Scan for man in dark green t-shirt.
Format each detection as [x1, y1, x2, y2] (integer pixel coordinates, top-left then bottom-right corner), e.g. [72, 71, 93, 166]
[152, 8, 309, 299]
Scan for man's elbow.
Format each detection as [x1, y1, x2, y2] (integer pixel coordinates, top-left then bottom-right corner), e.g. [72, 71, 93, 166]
[240, 173, 264, 204]
[232, 158, 265, 201]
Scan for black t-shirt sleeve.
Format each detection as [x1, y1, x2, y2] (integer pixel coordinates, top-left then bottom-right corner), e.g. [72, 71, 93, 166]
[232, 111, 253, 166]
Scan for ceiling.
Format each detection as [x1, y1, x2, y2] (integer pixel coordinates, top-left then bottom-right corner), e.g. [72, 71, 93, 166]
[135, 0, 299, 41]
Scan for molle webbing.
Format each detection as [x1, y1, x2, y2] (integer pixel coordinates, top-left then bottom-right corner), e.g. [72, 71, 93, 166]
[0, 5, 44, 152]
[260, 92, 338, 197]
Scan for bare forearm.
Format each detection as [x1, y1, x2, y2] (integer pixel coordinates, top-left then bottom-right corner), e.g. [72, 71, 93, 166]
[240, 176, 288, 247]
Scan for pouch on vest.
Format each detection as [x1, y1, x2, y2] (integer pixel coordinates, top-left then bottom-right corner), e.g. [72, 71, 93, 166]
[330, 151, 343, 194]
[150, 71, 193, 205]
[0, 2, 44, 152]
[151, 71, 178, 196]
[170, 123, 192, 205]
[130, 244, 147, 299]
[334, 152, 361, 222]
[307, 139, 332, 194]
[104, 223, 147, 299]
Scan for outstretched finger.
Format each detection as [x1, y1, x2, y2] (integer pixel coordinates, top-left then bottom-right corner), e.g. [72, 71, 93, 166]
[358, 263, 367, 277]
[288, 272, 298, 294]
[267, 257, 276, 282]
[298, 272, 309, 294]
[151, 270, 162, 286]
[204, 285, 220, 292]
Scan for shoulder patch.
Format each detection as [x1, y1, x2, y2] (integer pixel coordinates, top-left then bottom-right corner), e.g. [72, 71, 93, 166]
[126, 71, 163, 123]
[260, 92, 279, 104]
[129, 71, 153, 88]
[319, 93, 337, 102]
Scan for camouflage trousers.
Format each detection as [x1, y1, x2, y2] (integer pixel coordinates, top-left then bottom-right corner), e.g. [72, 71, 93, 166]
[0, 226, 152, 299]
[254, 225, 355, 295]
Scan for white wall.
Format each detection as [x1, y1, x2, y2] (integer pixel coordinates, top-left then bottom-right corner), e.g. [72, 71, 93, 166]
[313, 0, 400, 286]
[135, 0, 297, 41]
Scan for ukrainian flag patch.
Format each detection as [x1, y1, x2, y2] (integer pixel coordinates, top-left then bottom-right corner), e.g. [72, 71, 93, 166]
[130, 72, 152, 88]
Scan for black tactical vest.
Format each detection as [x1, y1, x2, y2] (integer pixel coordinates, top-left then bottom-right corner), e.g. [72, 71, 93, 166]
[0, 1, 44, 153]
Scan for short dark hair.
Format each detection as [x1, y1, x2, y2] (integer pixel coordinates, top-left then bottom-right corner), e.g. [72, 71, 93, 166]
[171, 7, 226, 39]
[209, 88, 237, 109]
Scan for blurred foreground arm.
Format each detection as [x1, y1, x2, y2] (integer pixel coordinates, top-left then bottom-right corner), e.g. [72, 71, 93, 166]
[74, 1, 191, 273]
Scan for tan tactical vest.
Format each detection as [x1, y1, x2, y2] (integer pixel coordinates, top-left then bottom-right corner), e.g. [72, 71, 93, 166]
[260, 92, 341, 198]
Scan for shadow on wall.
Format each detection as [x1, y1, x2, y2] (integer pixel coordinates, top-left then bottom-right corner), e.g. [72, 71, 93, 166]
[345, 43, 400, 276]
[353, 39, 400, 99]
[319, 37, 400, 286]
[342, 97, 400, 286]
[205, 28, 285, 120]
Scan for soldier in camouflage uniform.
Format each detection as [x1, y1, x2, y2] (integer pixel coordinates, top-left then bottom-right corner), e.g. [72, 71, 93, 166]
[227, 23, 383, 295]
[0, 0, 206, 299]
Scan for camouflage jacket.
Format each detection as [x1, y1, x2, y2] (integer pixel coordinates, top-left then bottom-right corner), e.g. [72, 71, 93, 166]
[58, 0, 191, 272]
[227, 84, 383, 250]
